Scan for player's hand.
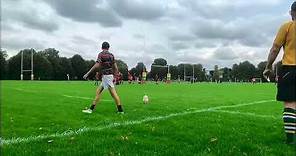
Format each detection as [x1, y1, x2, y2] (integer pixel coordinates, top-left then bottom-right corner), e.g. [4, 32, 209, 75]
[263, 69, 272, 81]
[83, 73, 89, 80]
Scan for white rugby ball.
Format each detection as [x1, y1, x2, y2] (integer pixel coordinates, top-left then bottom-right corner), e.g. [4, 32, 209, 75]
[143, 95, 149, 104]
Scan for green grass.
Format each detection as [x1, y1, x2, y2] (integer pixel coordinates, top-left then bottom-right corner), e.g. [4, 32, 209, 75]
[1, 81, 295, 156]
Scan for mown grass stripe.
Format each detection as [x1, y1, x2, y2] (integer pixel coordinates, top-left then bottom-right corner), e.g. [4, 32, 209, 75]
[0, 99, 275, 145]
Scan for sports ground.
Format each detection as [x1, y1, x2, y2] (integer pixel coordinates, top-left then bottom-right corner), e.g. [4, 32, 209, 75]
[1, 81, 295, 155]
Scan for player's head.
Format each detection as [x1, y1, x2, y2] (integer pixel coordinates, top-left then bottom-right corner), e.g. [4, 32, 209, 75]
[290, 1, 296, 20]
[101, 41, 110, 50]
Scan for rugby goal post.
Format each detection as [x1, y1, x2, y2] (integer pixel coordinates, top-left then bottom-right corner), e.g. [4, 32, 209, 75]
[151, 64, 170, 73]
[151, 64, 171, 82]
[183, 64, 195, 82]
[20, 49, 34, 80]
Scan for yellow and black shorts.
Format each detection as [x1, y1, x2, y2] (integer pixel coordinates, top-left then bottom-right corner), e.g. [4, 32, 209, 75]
[277, 66, 296, 101]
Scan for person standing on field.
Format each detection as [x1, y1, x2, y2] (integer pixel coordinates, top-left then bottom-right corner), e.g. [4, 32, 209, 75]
[263, 1, 296, 145]
[94, 72, 100, 86]
[82, 42, 124, 114]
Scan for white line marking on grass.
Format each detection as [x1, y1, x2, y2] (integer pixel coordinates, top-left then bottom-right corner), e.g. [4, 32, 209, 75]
[13, 88, 113, 102]
[209, 110, 279, 119]
[0, 99, 275, 145]
[62, 95, 113, 102]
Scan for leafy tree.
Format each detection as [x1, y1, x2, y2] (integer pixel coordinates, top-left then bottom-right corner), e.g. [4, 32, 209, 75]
[0, 50, 8, 79]
[221, 67, 232, 82]
[150, 58, 168, 79]
[177, 64, 194, 81]
[33, 52, 53, 80]
[237, 61, 256, 81]
[193, 64, 205, 82]
[40, 48, 62, 80]
[213, 65, 220, 82]
[256, 61, 267, 81]
[231, 64, 239, 82]
[116, 59, 128, 80]
[71, 54, 87, 80]
[59, 57, 74, 80]
[135, 62, 146, 77]
[168, 65, 178, 80]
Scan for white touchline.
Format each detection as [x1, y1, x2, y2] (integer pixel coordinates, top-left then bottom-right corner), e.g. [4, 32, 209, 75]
[0, 99, 275, 145]
[62, 95, 113, 102]
[209, 110, 280, 119]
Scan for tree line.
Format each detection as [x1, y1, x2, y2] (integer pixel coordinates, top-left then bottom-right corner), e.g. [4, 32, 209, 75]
[0, 48, 277, 82]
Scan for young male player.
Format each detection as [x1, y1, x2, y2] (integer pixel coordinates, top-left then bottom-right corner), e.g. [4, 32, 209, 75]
[82, 42, 124, 114]
[263, 1, 296, 144]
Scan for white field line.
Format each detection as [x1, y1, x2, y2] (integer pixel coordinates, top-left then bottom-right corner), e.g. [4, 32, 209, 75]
[0, 100, 275, 145]
[209, 110, 280, 119]
[62, 95, 113, 102]
[13, 88, 112, 102]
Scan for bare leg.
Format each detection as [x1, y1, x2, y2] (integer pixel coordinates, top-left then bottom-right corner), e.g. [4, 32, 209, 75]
[284, 101, 296, 109]
[108, 87, 123, 112]
[108, 87, 121, 106]
[90, 86, 104, 110]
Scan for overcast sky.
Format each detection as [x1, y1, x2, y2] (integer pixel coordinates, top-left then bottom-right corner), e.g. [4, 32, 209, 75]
[1, 0, 294, 69]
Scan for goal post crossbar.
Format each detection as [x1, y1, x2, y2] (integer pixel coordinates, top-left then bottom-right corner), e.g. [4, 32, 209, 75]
[151, 64, 170, 73]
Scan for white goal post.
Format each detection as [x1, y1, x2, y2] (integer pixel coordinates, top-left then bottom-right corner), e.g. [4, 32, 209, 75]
[151, 64, 170, 73]
[20, 49, 34, 80]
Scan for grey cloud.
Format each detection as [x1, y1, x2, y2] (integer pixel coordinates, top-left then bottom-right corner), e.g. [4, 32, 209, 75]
[171, 42, 189, 50]
[45, 0, 122, 27]
[133, 34, 145, 39]
[108, 0, 166, 20]
[2, 37, 45, 50]
[71, 36, 96, 45]
[195, 40, 218, 48]
[168, 34, 195, 42]
[177, 0, 283, 21]
[212, 47, 238, 60]
[191, 18, 272, 47]
[2, 5, 59, 32]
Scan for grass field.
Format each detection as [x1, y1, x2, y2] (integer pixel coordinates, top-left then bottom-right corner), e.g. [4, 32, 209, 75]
[1, 81, 295, 156]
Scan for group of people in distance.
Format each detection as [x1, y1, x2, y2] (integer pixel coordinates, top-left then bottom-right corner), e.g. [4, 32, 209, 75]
[81, 1, 296, 145]
[127, 70, 147, 84]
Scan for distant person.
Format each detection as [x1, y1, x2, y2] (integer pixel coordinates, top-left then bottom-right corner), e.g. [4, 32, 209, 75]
[251, 78, 256, 84]
[166, 73, 171, 84]
[67, 74, 70, 81]
[155, 74, 159, 84]
[94, 72, 100, 86]
[263, 1, 296, 145]
[82, 41, 124, 114]
[118, 72, 123, 84]
[141, 70, 147, 84]
[128, 71, 133, 84]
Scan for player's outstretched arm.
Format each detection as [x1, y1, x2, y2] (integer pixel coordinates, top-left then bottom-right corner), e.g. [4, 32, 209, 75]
[112, 63, 119, 75]
[263, 44, 281, 79]
[83, 63, 100, 79]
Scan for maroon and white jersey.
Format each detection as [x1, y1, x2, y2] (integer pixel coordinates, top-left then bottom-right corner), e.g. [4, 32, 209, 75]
[97, 50, 115, 75]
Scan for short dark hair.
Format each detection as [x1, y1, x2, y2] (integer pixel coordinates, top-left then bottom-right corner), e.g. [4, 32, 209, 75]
[291, 1, 296, 11]
[102, 42, 110, 49]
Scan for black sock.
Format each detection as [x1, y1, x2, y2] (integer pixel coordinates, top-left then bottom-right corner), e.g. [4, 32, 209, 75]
[283, 108, 296, 143]
[117, 105, 123, 112]
[90, 104, 96, 110]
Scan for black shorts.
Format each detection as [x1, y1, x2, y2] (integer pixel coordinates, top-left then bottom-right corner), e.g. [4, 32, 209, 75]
[276, 65, 296, 101]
